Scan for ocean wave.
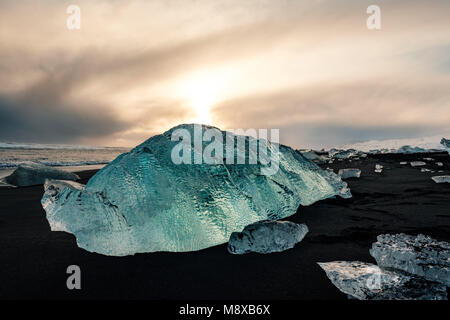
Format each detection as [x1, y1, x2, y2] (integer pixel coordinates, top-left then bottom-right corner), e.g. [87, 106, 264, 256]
[0, 142, 127, 151]
[0, 160, 110, 168]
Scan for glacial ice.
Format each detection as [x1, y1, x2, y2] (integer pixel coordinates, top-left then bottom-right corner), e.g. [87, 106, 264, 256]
[338, 169, 361, 179]
[227, 220, 308, 254]
[441, 138, 450, 154]
[410, 161, 426, 167]
[318, 261, 447, 300]
[329, 149, 360, 159]
[370, 234, 450, 286]
[41, 124, 351, 256]
[299, 150, 328, 164]
[320, 233, 450, 300]
[4, 162, 80, 187]
[375, 164, 383, 173]
[431, 176, 450, 184]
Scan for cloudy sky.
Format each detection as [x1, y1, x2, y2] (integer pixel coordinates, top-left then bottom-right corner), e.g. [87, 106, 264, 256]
[0, 0, 449, 148]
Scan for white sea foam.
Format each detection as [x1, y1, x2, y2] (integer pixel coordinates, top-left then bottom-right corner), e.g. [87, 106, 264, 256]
[0, 142, 119, 150]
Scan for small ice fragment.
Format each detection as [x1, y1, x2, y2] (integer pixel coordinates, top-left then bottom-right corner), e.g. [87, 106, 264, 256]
[400, 162, 408, 165]
[338, 168, 361, 179]
[436, 162, 443, 167]
[318, 261, 447, 300]
[228, 220, 308, 254]
[375, 164, 383, 173]
[370, 234, 450, 286]
[421, 168, 432, 172]
[423, 158, 434, 161]
[431, 176, 450, 184]
[411, 161, 426, 167]
[299, 150, 328, 164]
[4, 162, 80, 187]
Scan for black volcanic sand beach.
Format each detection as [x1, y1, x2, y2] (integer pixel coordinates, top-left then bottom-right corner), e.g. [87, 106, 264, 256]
[0, 153, 449, 299]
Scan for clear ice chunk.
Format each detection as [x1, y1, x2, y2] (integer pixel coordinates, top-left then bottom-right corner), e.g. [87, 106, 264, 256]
[299, 150, 328, 164]
[410, 161, 426, 167]
[41, 124, 351, 256]
[338, 168, 361, 179]
[375, 164, 383, 173]
[318, 261, 447, 300]
[328, 149, 360, 159]
[431, 176, 450, 184]
[4, 162, 80, 187]
[369, 234, 450, 286]
[227, 220, 308, 254]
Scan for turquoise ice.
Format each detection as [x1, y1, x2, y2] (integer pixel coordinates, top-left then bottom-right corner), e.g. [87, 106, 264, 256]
[441, 138, 450, 154]
[41, 124, 351, 256]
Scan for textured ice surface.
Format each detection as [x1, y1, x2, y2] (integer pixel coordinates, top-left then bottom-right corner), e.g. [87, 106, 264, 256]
[338, 169, 361, 179]
[370, 234, 450, 286]
[318, 261, 447, 300]
[432, 176, 450, 184]
[41, 124, 351, 256]
[227, 220, 308, 254]
[441, 138, 450, 154]
[4, 162, 79, 187]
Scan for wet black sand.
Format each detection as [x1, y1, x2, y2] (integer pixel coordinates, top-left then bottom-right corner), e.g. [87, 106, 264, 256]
[0, 153, 449, 299]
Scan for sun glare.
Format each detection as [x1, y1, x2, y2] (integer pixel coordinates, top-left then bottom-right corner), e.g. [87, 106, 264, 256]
[191, 91, 213, 125]
[181, 74, 220, 125]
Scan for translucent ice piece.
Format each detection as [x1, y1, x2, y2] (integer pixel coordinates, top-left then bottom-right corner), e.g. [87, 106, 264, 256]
[41, 124, 351, 256]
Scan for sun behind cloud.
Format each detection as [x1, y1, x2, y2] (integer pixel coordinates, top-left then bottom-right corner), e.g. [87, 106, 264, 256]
[179, 72, 222, 125]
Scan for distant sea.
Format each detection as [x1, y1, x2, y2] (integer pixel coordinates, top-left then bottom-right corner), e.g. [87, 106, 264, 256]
[0, 142, 129, 178]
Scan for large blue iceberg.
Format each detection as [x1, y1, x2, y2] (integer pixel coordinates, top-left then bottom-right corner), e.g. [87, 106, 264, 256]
[41, 124, 350, 256]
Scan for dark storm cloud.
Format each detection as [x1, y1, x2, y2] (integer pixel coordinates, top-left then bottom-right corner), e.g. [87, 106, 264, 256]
[0, 20, 298, 144]
[0, 74, 128, 143]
